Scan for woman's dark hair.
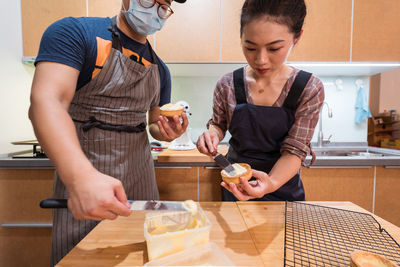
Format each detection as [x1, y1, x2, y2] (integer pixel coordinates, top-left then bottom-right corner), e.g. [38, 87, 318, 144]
[240, 0, 306, 39]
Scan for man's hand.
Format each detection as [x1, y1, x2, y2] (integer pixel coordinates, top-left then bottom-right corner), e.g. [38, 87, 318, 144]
[66, 170, 131, 221]
[156, 112, 188, 142]
[221, 169, 277, 201]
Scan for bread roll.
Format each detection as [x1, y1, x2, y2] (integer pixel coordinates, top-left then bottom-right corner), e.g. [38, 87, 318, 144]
[221, 163, 252, 185]
[350, 251, 398, 267]
[160, 103, 184, 117]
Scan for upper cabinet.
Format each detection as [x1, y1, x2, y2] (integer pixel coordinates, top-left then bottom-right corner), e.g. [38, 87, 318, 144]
[21, 0, 86, 57]
[156, 0, 220, 62]
[21, 0, 400, 62]
[221, 0, 245, 62]
[352, 0, 400, 61]
[289, 0, 352, 61]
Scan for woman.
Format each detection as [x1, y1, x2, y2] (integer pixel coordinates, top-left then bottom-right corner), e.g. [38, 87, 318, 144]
[197, 0, 324, 201]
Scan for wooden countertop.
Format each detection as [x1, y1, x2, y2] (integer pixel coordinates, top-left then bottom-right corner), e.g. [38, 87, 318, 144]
[156, 145, 228, 163]
[56, 201, 400, 266]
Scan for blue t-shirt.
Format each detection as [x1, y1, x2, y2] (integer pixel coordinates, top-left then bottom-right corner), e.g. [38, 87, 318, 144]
[35, 16, 171, 106]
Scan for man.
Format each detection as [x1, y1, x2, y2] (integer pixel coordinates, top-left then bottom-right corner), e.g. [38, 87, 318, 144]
[29, 0, 187, 265]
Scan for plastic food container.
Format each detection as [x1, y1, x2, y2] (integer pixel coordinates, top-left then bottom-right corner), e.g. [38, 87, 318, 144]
[144, 202, 211, 261]
[144, 242, 235, 266]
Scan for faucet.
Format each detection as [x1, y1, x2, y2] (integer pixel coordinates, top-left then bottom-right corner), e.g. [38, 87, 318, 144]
[317, 101, 333, 147]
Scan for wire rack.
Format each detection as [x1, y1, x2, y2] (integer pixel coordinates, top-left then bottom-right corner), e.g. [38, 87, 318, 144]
[284, 202, 400, 266]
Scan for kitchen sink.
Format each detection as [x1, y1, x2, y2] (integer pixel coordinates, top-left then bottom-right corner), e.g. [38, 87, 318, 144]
[313, 148, 399, 157]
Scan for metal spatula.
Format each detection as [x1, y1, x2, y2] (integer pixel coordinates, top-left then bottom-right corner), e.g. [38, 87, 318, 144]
[211, 151, 235, 174]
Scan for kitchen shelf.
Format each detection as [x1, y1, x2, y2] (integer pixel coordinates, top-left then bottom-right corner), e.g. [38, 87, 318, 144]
[166, 62, 400, 77]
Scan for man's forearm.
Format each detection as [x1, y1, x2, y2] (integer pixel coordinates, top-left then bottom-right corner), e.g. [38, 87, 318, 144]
[29, 101, 95, 187]
[148, 122, 167, 141]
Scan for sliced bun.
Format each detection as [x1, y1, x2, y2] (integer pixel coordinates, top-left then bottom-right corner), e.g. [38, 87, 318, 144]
[221, 163, 252, 185]
[350, 251, 398, 267]
[160, 103, 184, 117]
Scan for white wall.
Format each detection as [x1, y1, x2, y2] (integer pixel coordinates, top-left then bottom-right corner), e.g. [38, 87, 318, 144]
[0, 1, 36, 156]
[170, 75, 370, 144]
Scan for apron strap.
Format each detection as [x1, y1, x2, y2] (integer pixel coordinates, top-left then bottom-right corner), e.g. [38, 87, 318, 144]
[108, 17, 158, 65]
[108, 16, 122, 51]
[233, 67, 247, 104]
[283, 70, 312, 110]
[76, 116, 146, 133]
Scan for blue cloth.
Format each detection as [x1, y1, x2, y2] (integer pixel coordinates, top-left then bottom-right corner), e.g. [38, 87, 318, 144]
[35, 17, 171, 106]
[355, 87, 372, 124]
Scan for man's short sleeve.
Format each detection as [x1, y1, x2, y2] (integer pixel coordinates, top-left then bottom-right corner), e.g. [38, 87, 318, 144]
[157, 59, 171, 106]
[35, 17, 87, 71]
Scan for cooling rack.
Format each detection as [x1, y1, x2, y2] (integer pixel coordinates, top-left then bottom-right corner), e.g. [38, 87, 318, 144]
[284, 202, 400, 266]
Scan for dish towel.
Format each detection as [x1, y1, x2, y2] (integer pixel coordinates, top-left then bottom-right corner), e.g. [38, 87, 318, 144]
[355, 86, 372, 124]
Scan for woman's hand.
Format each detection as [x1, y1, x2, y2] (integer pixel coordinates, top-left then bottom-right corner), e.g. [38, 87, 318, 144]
[157, 112, 189, 142]
[221, 169, 277, 201]
[196, 130, 221, 155]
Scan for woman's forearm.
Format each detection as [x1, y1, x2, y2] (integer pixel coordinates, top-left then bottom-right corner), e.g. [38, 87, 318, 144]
[267, 152, 302, 192]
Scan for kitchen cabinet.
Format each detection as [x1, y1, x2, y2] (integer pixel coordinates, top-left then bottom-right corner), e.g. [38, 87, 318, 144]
[353, 0, 400, 61]
[221, 0, 352, 62]
[154, 166, 198, 201]
[155, 0, 220, 62]
[21, 0, 87, 57]
[301, 167, 375, 212]
[374, 166, 400, 227]
[0, 169, 54, 267]
[199, 167, 222, 201]
[21, 0, 400, 62]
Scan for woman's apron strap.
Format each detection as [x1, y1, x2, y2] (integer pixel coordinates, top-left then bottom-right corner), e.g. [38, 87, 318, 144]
[283, 70, 312, 110]
[233, 67, 247, 105]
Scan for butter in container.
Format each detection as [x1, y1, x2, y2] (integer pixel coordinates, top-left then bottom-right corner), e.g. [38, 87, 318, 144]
[144, 200, 211, 261]
[144, 242, 235, 266]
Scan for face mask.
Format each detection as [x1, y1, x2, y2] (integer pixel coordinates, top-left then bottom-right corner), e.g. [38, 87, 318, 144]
[123, 0, 166, 36]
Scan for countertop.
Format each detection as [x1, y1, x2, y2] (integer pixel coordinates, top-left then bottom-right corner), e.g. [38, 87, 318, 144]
[1, 143, 400, 168]
[56, 201, 400, 266]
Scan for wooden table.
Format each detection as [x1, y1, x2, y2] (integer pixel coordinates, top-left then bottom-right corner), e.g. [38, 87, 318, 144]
[56, 202, 400, 266]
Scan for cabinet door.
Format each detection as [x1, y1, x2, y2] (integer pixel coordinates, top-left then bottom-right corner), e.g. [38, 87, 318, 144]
[353, 0, 400, 61]
[374, 167, 400, 227]
[21, 0, 87, 57]
[221, 0, 245, 62]
[0, 169, 54, 267]
[199, 167, 222, 201]
[156, 0, 220, 62]
[289, 0, 352, 61]
[155, 167, 198, 201]
[301, 167, 374, 212]
[221, 0, 352, 62]
[87, 0, 154, 46]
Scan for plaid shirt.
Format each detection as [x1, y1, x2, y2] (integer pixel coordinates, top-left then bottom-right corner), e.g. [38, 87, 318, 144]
[207, 67, 325, 162]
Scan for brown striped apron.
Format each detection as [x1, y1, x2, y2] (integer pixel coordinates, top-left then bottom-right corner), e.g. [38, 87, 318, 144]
[50, 17, 160, 266]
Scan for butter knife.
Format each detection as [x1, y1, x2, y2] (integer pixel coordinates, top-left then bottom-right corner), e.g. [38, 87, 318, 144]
[40, 198, 188, 211]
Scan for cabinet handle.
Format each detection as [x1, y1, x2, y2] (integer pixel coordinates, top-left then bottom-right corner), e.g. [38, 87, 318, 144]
[155, 166, 192, 169]
[1, 222, 52, 228]
[384, 166, 400, 168]
[308, 166, 373, 169]
[205, 167, 222, 170]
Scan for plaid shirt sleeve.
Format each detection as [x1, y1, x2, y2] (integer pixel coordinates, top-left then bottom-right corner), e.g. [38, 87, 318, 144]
[281, 76, 325, 161]
[206, 73, 234, 135]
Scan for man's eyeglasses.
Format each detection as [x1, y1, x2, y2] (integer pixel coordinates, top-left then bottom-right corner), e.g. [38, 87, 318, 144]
[138, 0, 174, 19]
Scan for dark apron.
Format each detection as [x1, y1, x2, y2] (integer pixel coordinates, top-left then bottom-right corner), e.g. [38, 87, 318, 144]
[222, 67, 312, 202]
[50, 17, 160, 266]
